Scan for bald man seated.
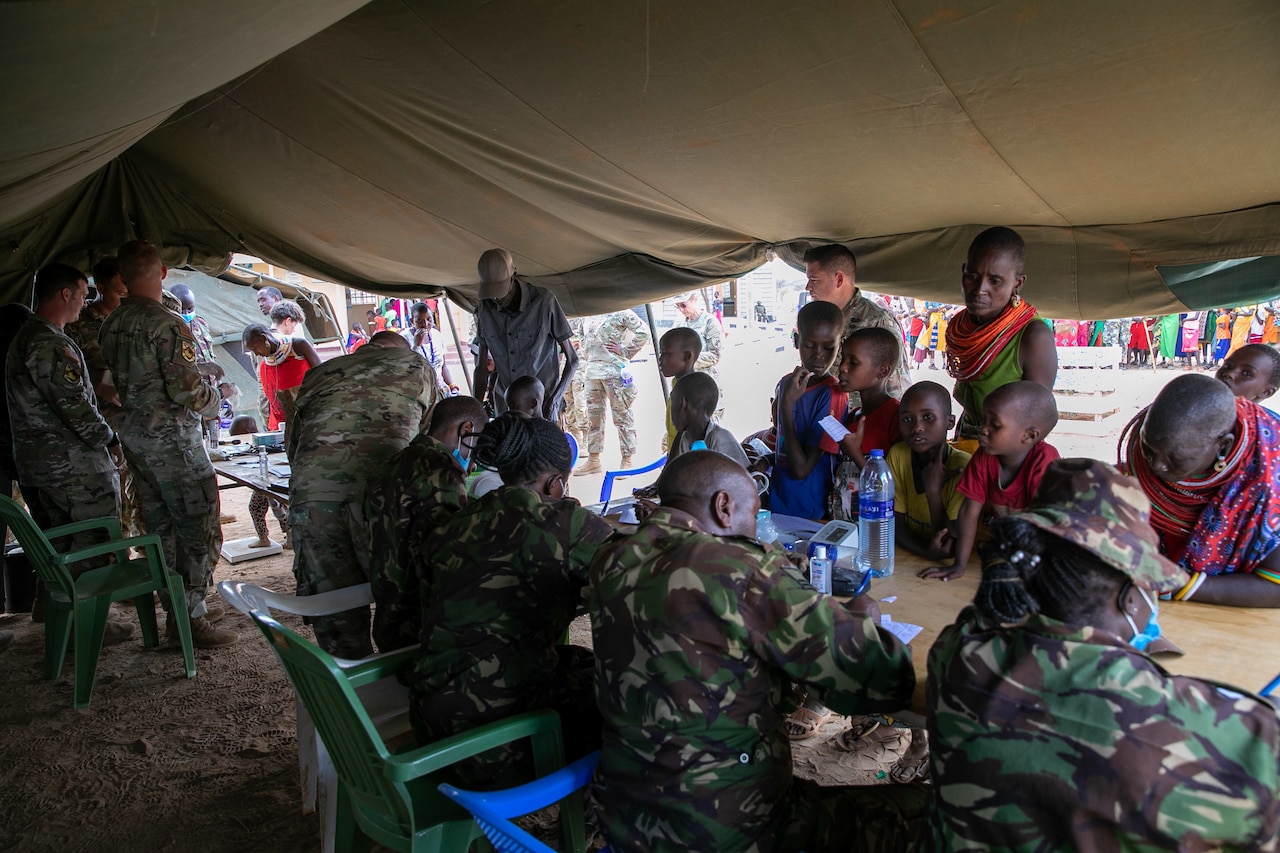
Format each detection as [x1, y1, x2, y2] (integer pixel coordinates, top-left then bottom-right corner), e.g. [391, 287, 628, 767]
[1121, 373, 1280, 607]
[587, 450, 924, 853]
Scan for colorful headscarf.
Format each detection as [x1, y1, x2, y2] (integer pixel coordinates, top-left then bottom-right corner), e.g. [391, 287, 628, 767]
[945, 298, 1038, 382]
[1119, 397, 1280, 576]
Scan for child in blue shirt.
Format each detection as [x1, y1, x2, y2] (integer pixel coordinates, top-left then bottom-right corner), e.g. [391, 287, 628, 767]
[769, 301, 848, 519]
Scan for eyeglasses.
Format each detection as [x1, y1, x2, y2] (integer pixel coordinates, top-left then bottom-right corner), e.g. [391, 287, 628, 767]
[675, 302, 689, 308]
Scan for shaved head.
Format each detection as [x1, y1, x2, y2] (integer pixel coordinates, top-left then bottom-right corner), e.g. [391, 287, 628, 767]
[657, 450, 758, 537]
[986, 381, 1058, 434]
[1147, 374, 1236, 442]
[368, 330, 409, 348]
[901, 380, 952, 415]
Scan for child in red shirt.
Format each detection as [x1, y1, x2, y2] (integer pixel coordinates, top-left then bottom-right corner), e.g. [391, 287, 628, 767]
[920, 381, 1060, 581]
[828, 327, 902, 520]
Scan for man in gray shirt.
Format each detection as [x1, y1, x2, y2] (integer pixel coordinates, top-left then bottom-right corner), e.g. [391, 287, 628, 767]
[471, 248, 577, 421]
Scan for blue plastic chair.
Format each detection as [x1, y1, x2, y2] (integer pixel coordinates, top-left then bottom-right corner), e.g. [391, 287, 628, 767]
[598, 455, 666, 504]
[1261, 674, 1280, 697]
[565, 432, 579, 469]
[438, 751, 600, 853]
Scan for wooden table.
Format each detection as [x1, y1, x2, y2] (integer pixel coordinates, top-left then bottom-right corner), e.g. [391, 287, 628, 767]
[870, 551, 1280, 711]
[213, 453, 291, 509]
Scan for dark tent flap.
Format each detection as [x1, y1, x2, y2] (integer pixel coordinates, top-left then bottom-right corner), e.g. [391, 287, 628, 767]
[4, 0, 1280, 317]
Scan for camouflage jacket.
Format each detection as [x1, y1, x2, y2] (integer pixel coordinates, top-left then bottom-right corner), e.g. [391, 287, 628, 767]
[582, 311, 650, 381]
[287, 345, 438, 505]
[5, 315, 115, 484]
[365, 434, 467, 652]
[676, 311, 722, 375]
[588, 507, 915, 853]
[188, 314, 215, 364]
[64, 303, 110, 385]
[925, 606, 1280, 852]
[410, 487, 613, 735]
[98, 297, 220, 450]
[841, 292, 911, 402]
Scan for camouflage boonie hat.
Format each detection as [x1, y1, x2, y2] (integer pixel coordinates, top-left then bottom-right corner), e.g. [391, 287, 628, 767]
[1013, 458, 1184, 594]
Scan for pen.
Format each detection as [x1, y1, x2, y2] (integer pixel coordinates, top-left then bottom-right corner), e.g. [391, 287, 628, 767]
[853, 569, 872, 597]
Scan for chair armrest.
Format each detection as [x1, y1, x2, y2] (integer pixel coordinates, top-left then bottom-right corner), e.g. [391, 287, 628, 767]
[383, 709, 562, 782]
[339, 645, 418, 688]
[257, 583, 374, 617]
[56, 534, 166, 569]
[43, 515, 123, 542]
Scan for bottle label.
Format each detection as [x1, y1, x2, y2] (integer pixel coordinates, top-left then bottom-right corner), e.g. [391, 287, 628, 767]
[858, 497, 893, 521]
[809, 558, 832, 595]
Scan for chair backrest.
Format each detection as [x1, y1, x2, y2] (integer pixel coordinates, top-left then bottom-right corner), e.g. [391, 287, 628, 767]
[0, 495, 74, 596]
[438, 751, 599, 853]
[599, 455, 667, 504]
[242, 607, 420, 835]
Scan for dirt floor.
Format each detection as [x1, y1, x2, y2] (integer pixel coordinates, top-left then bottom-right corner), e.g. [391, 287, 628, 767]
[0, 324, 1240, 852]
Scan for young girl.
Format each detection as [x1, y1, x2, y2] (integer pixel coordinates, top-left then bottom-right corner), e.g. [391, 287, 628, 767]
[242, 323, 320, 430]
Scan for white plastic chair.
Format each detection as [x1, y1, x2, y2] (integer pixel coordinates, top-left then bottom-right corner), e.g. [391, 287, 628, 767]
[218, 580, 415, 853]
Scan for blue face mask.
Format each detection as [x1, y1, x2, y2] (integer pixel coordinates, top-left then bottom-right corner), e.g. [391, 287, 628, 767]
[1122, 585, 1162, 651]
[452, 447, 470, 472]
[690, 439, 708, 451]
[181, 311, 196, 324]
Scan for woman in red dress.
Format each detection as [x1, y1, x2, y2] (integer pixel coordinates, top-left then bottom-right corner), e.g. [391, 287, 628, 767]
[243, 323, 321, 429]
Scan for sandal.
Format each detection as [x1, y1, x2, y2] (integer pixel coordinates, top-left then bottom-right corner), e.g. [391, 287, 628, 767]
[785, 703, 833, 741]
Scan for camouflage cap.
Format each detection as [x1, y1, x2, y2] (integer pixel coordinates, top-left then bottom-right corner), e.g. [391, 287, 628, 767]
[670, 291, 701, 307]
[1013, 458, 1184, 593]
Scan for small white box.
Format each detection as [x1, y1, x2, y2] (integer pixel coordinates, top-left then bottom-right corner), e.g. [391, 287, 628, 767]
[220, 536, 283, 563]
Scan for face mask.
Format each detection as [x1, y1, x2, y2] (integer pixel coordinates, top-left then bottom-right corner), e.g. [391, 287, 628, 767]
[1121, 585, 1162, 652]
[451, 447, 470, 472]
[690, 439, 709, 451]
[181, 312, 196, 324]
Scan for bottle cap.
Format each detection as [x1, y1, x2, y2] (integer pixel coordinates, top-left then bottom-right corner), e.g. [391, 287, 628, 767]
[869, 448, 885, 458]
[756, 509, 770, 520]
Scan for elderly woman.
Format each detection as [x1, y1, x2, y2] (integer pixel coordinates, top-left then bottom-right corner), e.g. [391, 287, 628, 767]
[945, 227, 1057, 452]
[1119, 373, 1280, 607]
[926, 458, 1280, 850]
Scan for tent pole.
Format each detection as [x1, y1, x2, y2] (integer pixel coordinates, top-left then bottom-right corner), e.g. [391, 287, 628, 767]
[645, 303, 669, 404]
[442, 298, 474, 394]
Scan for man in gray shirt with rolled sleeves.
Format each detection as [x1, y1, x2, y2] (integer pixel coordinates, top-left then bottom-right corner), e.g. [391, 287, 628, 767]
[471, 248, 577, 422]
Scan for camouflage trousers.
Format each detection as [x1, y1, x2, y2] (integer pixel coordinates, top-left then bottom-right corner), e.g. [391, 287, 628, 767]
[119, 459, 145, 538]
[289, 500, 373, 659]
[126, 442, 221, 616]
[563, 371, 588, 436]
[779, 779, 927, 853]
[24, 471, 121, 576]
[585, 377, 637, 458]
[412, 644, 601, 787]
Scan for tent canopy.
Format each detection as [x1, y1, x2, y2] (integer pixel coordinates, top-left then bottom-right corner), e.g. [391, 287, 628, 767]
[4, 0, 1280, 319]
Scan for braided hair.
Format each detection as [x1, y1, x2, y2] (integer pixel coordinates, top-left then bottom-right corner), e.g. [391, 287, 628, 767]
[976, 517, 1123, 628]
[473, 413, 571, 486]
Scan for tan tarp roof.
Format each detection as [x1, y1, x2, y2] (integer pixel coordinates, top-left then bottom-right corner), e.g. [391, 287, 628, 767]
[3, 1, 1280, 318]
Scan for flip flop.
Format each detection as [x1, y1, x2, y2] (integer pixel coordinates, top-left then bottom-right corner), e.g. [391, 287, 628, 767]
[785, 704, 833, 741]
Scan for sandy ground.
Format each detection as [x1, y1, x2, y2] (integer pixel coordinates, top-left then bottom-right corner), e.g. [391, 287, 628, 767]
[0, 322, 1248, 851]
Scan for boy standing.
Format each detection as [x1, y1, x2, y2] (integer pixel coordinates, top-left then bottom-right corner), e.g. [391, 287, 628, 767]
[771, 301, 847, 520]
[657, 327, 702, 451]
[668, 372, 749, 468]
[888, 382, 972, 559]
[829, 327, 903, 520]
[920, 381, 1059, 581]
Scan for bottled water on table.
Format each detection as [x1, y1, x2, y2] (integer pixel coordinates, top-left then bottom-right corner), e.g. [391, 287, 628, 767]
[857, 449, 895, 577]
[258, 446, 270, 480]
[756, 509, 780, 544]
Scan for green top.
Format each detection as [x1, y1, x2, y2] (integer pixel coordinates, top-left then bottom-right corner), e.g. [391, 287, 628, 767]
[953, 316, 1036, 440]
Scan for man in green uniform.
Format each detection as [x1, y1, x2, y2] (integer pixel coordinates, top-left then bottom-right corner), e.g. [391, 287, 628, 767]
[99, 241, 234, 648]
[288, 331, 439, 658]
[574, 310, 649, 474]
[588, 450, 924, 853]
[7, 264, 134, 643]
[927, 458, 1280, 850]
[365, 394, 484, 652]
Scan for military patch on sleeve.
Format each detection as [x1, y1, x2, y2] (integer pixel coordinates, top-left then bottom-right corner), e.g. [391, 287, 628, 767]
[62, 359, 81, 385]
[180, 338, 196, 363]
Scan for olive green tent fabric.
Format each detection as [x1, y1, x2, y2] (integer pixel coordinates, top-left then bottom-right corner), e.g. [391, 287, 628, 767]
[3, 0, 1280, 318]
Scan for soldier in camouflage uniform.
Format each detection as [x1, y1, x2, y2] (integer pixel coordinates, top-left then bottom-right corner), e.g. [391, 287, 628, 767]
[588, 450, 924, 853]
[410, 414, 614, 784]
[926, 458, 1280, 851]
[288, 331, 439, 658]
[67, 257, 144, 538]
[671, 291, 726, 421]
[365, 395, 484, 652]
[99, 242, 235, 648]
[6, 265, 134, 644]
[562, 317, 588, 440]
[574, 310, 650, 474]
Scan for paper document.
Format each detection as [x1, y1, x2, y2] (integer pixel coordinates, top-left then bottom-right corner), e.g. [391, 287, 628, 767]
[880, 614, 924, 645]
[819, 415, 851, 442]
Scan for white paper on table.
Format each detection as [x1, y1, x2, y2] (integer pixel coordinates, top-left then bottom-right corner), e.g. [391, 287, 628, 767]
[881, 596, 898, 604]
[879, 615, 924, 645]
[819, 414, 851, 442]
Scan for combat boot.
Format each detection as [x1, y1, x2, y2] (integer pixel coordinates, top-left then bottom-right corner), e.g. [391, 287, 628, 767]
[620, 455, 633, 469]
[167, 611, 238, 649]
[573, 453, 602, 476]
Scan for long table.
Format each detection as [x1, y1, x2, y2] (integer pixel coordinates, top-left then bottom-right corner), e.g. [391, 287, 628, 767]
[213, 453, 291, 509]
[861, 551, 1280, 711]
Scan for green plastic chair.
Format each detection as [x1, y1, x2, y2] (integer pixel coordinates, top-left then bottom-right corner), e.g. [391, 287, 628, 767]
[239, 599, 583, 853]
[0, 495, 196, 708]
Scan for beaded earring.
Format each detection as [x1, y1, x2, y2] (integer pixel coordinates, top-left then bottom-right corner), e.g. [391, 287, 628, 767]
[1011, 293, 1023, 308]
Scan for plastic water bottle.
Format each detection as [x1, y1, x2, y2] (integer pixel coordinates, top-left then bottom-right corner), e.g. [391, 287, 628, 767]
[756, 509, 780, 544]
[258, 446, 270, 480]
[619, 366, 634, 388]
[857, 449, 895, 577]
